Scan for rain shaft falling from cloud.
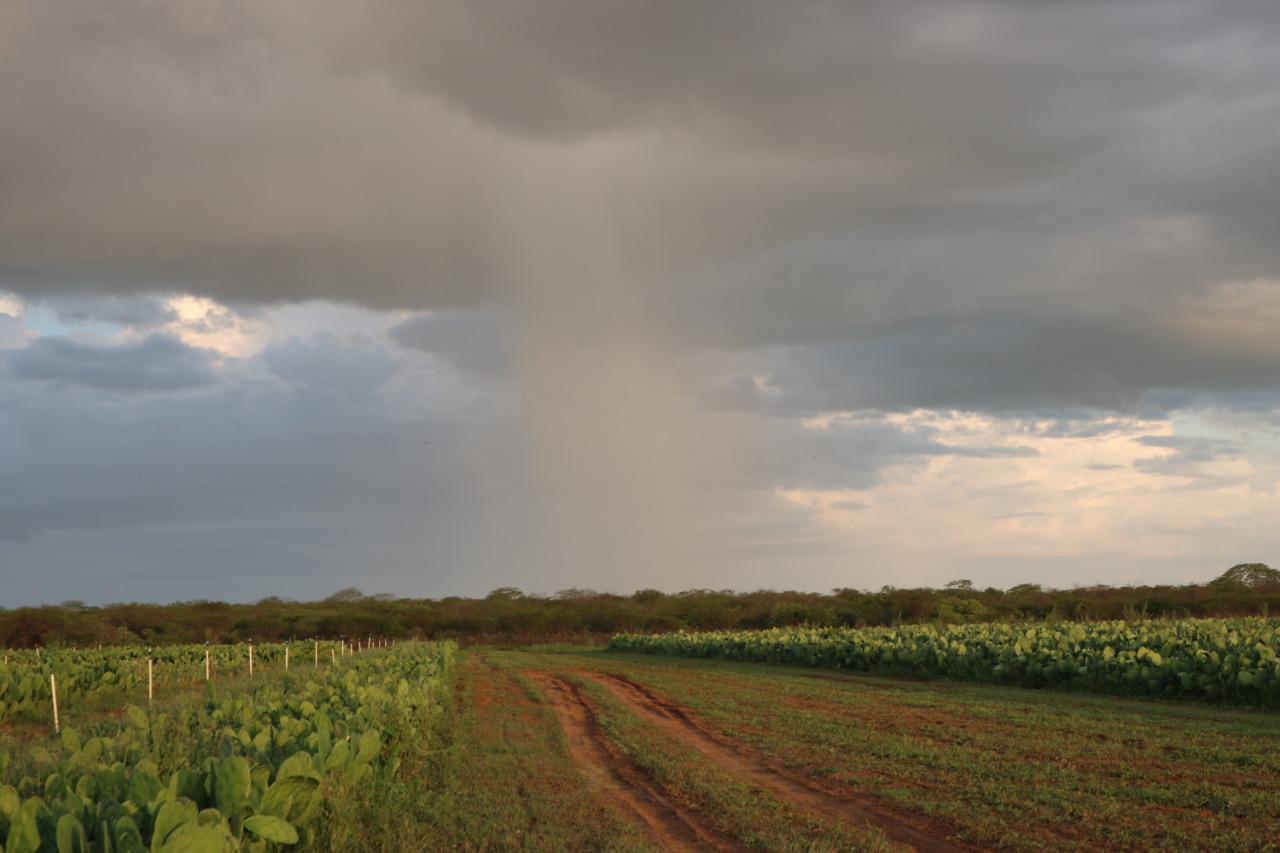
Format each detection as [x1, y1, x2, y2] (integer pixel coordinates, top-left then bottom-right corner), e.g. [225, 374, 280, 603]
[491, 171, 709, 591]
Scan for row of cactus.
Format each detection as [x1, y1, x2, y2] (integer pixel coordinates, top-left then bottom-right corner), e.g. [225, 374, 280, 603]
[609, 618, 1280, 706]
[0, 641, 454, 851]
[0, 641, 379, 725]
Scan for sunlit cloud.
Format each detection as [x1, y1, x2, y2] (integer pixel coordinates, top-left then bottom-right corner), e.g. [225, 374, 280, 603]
[773, 410, 1280, 583]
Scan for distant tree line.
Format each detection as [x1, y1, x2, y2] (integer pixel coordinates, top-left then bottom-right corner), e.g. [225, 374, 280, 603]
[1, 565, 1277, 650]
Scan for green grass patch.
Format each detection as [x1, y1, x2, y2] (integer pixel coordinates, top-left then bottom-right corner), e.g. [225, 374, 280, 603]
[521, 648, 1280, 852]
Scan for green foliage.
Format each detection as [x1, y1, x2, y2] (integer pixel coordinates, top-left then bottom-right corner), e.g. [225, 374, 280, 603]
[931, 597, 989, 624]
[610, 617, 1280, 707]
[1210, 563, 1280, 589]
[0, 642, 455, 851]
[3, 567, 1280, 649]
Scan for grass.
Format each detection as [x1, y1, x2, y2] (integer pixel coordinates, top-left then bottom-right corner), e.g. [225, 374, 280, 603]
[560, 670, 900, 852]
[386, 652, 656, 852]
[550, 649, 1280, 851]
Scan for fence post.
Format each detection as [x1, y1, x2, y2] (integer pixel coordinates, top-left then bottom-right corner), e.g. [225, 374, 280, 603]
[51, 673, 60, 733]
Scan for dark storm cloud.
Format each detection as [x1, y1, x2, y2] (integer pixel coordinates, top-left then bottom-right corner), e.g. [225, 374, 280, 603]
[5, 334, 219, 391]
[389, 309, 515, 380]
[1, 0, 1277, 343]
[0, 332, 488, 546]
[714, 412, 1037, 494]
[697, 310, 1280, 416]
[45, 294, 179, 329]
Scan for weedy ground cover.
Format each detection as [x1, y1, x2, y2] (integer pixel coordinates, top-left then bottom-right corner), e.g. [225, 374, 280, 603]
[561, 649, 1280, 851]
[406, 653, 656, 852]
[558, 673, 900, 851]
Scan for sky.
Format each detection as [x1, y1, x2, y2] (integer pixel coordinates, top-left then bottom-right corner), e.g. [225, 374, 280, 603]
[1, 0, 1278, 605]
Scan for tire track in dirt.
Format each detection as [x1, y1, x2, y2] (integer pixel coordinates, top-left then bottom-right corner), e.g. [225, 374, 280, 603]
[526, 672, 747, 853]
[584, 671, 985, 853]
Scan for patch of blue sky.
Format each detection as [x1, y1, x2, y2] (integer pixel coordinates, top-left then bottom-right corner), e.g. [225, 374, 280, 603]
[1171, 409, 1280, 471]
[23, 306, 123, 339]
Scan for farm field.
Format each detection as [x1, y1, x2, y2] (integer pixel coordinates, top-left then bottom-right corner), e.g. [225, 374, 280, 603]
[4, 641, 1280, 851]
[0, 641, 454, 851]
[469, 648, 1280, 852]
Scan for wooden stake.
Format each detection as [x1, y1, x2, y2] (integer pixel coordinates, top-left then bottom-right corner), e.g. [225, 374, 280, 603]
[285, 644, 290, 671]
[206, 646, 211, 680]
[148, 656, 154, 705]
[314, 640, 319, 669]
[51, 673, 60, 733]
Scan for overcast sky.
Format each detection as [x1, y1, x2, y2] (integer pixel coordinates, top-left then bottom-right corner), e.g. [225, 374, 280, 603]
[2, 0, 1278, 605]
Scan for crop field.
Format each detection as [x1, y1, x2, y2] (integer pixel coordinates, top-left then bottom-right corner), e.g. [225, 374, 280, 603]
[3, 624, 1280, 851]
[0, 641, 454, 851]
[609, 617, 1280, 706]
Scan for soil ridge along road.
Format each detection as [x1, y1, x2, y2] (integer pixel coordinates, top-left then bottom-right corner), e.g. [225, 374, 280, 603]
[526, 671, 748, 852]
[567, 669, 985, 853]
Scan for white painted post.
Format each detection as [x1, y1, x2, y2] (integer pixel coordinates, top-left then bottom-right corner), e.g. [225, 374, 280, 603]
[205, 645, 211, 681]
[148, 653, 154, 705]
[314, 640, 318, 669]
[249, 641, 254, 677]
[285, 644, 290, 671]
[331, 648, 336, 664]
[51, 673, 60, 733]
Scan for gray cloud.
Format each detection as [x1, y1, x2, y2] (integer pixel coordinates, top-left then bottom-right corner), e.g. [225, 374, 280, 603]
[43, 294, 179, 330]
[1, 0, 1277, 331]
[1, 1, 1278, 601]
[695, 310, 1280, 416]
[1133, 434, 1246, 480]
[261, 334, 403, 403]
[390, 309, 515, 381]
[0, 312, 29, 348]
[0, 333, 521, 577]
[710, 411, 1037, 495]
[5, 334, 219, 391]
